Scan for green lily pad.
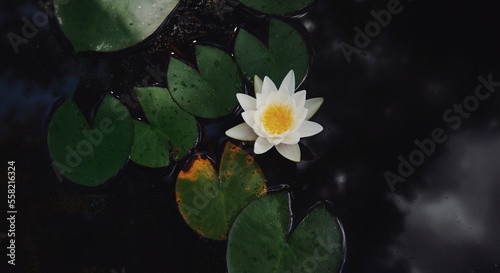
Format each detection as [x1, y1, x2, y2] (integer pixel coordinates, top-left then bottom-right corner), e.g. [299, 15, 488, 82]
[234, 19, 309, 87]
[48, 95, 133, 186]
[176, 142, 267, 240]
[130, 87, 198, 168]
[167, 45, 241, 118]
[54, 0, 179, 52]
[227, 192, 344, 273]
[239, 0, 315, 14]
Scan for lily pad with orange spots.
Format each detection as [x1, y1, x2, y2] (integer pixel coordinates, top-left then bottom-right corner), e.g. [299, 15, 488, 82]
[175, 141, 267, 240]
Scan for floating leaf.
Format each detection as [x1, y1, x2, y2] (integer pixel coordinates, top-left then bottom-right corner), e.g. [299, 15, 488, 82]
[227, 192, 344, 273]
[167, 45, 241, 118]
[48, 95, 133, 186]
[176, 142, 267, 240]
[130, 87, 198, 168]
[239, 0, 315, 14]
[234, 19, 309, 87]
[54, 0, 180, 52]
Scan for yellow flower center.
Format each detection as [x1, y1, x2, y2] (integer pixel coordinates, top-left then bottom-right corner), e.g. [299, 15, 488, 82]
[261, 103, 294, 135]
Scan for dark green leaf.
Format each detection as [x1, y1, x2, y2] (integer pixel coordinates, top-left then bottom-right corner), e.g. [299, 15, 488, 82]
[167, 45, 241, 118]
[54, 0, 179, 52]
[176, 142, 267, 240]
[48, 95, 133, 186]
[227, 192, 344, 273]
[130, 87, 198, 168]
[235, 19, 309, 87]
[239, 0, 315, 14]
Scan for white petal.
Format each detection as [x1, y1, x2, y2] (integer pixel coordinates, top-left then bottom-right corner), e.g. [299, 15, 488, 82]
[252, 111, 264, 136]
[297, 121, 323, 138]
[269, 136, 284, 145]
[276, 84, 290, 101]
[290, 108, 308, 132]
[256, 93, 265, 109]
[241, 111, 255, 127]
[296, 107, 308, 122]
[275, 143, 301, 162]
[236, 93, 256, 111]
[291, 90, 306, 109]
[254, 75, 263, 94]
[225, 123, 258, 141]
[262, 76, 278, 97]
[252, 123, 264, 137]
[266, 89, 278, 102]
[304, 97, 324, 120]
[254, 137, 274, 154]
[282, 131, 300, 144]
[279, 70, 296, 96]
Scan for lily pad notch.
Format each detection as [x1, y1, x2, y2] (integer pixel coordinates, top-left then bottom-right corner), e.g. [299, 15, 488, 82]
[130, 86, 198, 168]
[167, 45, 242, 119]
[227, 191, 345, 273]
[48, 95, 133, 187]
[234, 19, 311, 88]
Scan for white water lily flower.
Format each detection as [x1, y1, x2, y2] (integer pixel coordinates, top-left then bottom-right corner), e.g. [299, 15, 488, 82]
[225, 70, 324, 162]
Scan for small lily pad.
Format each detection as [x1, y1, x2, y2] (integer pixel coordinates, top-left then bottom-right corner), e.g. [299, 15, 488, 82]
[239, 0, 315, 14]
[48, 95, 133, 186]
[176, 142, 267, 240]
[130, 87, 198, 168]
[167, 45, 241, 118]
[54, 0, 180, 52]
[227, 192, 344, 273]
[234, 19, 310, 87]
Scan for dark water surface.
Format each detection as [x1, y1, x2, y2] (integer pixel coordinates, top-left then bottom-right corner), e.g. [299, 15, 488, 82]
[1, 0, 500, 272]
